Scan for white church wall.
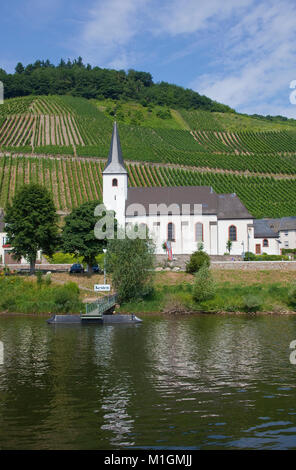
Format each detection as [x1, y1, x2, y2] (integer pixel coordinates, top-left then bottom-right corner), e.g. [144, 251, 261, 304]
[125, 214, 218, 255]
[103, 173, 128, 227]
[217, 219, 254, 256]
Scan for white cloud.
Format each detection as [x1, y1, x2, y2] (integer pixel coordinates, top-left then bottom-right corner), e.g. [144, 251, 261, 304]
[151, 0, 252, 36]
[79, 0, 148, 68]
[193, 0, 296, 115]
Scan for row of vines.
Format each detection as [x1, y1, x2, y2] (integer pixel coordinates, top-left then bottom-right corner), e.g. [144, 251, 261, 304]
[0, 155, 295, 218]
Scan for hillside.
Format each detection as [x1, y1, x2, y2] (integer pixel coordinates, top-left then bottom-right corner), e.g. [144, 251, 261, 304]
[0, 95, 296, 219]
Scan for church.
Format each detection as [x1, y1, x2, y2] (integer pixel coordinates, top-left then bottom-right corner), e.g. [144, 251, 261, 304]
[101, 122, 294, 257]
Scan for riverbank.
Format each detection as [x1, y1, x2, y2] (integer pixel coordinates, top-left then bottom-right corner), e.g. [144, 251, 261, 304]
[0, 269, 295, 315]
[118, 270, 296, 315]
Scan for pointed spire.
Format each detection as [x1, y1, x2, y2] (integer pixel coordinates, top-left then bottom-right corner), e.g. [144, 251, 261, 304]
[103, 121, 127, 174]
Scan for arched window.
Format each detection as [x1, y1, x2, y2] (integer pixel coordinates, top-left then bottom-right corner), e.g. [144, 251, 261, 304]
[167, 222, 175, 241]
[112, 178, 118, 187]
[195, 222, 203, 242]
[229, 225, 237, 241]
[263, 239, 269, 247]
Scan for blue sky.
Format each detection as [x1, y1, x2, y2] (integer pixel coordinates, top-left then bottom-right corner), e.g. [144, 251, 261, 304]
[1, 0, 296, 117]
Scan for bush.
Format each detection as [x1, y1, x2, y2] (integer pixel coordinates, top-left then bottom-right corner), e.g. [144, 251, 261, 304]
[53, 282, 80, 313]
[186, 250, 210, 274]
[192, 263, 216, 302]
[243, 294, 262, 312]
[288, 284, 296, 308]
[244, 251, 256, 261]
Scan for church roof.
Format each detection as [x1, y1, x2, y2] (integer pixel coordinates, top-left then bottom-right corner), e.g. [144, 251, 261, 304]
[103, 121, 127, 175]
[125, 186, 253, 219]
[254, 219, 279, 238]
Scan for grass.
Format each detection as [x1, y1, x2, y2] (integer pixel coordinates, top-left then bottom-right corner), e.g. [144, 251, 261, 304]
[94, 99, 183, 129]
[0, 275, 83, 314]
[119, 270, 296, 314]
[0, 269, 295, 315]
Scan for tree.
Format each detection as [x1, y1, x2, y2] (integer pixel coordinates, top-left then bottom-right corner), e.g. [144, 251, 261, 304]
[226, 240, 232, 254]
[15, 62, 24, 74]
[192, 263, 216, 302]
[5, 184, 59, 274]
[61, 200, 108, 274]
[186, 245, 210, 274]
[106, 233, 155, 302]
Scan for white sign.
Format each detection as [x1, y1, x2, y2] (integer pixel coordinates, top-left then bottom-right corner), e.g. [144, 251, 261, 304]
[94, 284, 111, 292]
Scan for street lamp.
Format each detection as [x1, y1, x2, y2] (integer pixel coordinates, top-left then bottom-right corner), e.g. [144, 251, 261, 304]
[241, 241, 245, 258]
[103, 248, 107, 285]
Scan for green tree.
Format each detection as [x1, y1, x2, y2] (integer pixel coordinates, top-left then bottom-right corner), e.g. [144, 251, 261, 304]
[5, 184, 59, 274]
[106, 233, 155, 302]
[61, 200, 109, 274]
[192, 263, 216, 302]
[226, 240, 232, 254]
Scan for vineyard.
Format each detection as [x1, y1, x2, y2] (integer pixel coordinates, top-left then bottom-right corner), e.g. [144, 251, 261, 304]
[0, 154, 295, 219]
[0, 95, 296, 219]
[1, 96, 296, 176]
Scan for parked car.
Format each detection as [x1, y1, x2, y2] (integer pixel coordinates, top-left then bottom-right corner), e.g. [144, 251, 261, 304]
[90, 264, 103, 274]
[69, 263, 84, 274]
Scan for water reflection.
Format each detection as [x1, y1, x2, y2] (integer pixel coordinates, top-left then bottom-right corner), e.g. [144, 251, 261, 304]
[0, 315, 295, 449]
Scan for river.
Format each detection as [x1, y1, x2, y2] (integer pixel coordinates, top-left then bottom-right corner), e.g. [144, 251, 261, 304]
[0, 314, 295, 450]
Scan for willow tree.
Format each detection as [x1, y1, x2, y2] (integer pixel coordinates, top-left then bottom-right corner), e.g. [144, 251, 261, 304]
[5, 184, 59, 274]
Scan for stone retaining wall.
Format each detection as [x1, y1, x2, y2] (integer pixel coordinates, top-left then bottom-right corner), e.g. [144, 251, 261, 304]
[1, 264, 72, 272]
[155, 255, 296, 271]
[211, 261, 296, 271]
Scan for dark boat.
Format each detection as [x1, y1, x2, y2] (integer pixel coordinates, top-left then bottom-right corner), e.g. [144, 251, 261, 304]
[47, 313, 142, 324]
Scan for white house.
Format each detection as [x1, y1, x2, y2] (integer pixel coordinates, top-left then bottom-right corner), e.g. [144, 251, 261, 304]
[103, 122, 260, 256]
[253, 217, 296, 255]
[0, 210, 42, 265]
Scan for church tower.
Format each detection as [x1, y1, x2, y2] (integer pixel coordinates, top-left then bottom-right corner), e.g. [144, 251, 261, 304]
[102, 122, 128, 227]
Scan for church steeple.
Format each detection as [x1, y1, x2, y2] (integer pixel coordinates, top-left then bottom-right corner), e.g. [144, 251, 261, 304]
[103, 121, 127, 174]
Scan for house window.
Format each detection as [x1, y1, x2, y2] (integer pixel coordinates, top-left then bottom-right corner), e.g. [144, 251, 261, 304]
[263, 239, 269, 247]
[229, 225, 237, 241]
[285, 241, 289, 247]
[112, 178, 118, 187]
[167, 222, 175, 241]
[195, 222, 203, 242]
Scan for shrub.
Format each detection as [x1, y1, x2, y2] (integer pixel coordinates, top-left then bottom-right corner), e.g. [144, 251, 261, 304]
[186, 250, 210, 274]
[244, 251, 256, 261]
[288, 284, 296, 308]
[243, 294, 262, 312]
[36, 270, 44, 286]
[192, 263, 216, 302]
[53, 282, 80, 313]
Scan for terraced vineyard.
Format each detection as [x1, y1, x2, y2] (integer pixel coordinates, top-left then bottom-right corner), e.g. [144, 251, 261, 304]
[0, 154, 295, 219]
[0, 95, 296, 218]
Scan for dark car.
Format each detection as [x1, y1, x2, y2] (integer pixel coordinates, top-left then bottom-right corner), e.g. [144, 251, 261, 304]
[69, 263, 84, 274]
[90, 264, 103, 274]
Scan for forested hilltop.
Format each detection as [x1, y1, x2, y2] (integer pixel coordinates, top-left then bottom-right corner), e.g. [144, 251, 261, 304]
[0, 57, 232, 112]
